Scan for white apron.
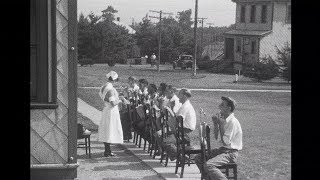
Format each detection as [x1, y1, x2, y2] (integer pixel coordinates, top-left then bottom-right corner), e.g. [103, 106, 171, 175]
[97, 82, 123, 144]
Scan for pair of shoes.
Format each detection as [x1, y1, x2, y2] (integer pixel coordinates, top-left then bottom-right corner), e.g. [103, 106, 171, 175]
[104, 152, 115, 157]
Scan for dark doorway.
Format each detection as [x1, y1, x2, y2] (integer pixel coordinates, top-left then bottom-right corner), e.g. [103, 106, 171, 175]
[225, 38, 234, 60]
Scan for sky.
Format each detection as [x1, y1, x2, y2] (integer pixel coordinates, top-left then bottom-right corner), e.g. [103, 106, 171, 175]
[77, 0, 236, 27]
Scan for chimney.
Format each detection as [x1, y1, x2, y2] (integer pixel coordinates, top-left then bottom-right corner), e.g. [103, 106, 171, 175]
[117, 17, 120, 21]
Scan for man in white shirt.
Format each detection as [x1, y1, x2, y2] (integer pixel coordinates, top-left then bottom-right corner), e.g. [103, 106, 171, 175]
[163, 88, 197, 161]
[194, 96, 242, 180]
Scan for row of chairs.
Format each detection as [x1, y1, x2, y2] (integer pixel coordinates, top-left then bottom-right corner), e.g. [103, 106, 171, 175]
[128, 100, 237, 179]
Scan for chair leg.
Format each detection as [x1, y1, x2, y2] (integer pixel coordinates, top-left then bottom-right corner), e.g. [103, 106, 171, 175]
[226, 167, 229, 177]
[135, 134, 139, 145]
[138, 135, 142, 148]
[88, 136, 91, 158]
[149, 143, 153, 156]
[149, 136, 154, 156]
[175, 154, 180, 174]
[153, 141, 158, 159]
[160, 147, 164, 163]
[85, 138, 88, 155]
[133, 131, 136, 143]
[147, 140, 151, 153]
[143, 137, 147, 151]
[180, 154, 185, 178]
[165, 155, 169, 167]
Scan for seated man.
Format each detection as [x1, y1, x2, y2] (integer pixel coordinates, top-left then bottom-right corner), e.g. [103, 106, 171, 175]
[194, 96, 243, 180]
[162, 88, 197, 161]
[153, 85, 181, 155]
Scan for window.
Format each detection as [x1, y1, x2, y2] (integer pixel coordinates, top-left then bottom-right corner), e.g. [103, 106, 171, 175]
[251, 40, 256, 54]
[30, 0, 57, 108]
[286, 4, 291, 23]
[250, 5, 256, 23]
[261, 5, 267, 23]
[240, 5, 246, 23]
[236, 39, 241, 53]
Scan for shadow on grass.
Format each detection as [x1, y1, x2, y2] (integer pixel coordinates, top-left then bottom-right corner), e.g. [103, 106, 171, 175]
[231, 80, 291, 87]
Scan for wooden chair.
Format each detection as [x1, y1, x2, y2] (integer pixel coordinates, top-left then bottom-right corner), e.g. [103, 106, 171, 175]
[77, 123, 91, 158]
[142, 104, 152, 151]
[199, 123, 211, 180]
[200, 125, 238, 180]
[159, 109, 170, 166]
[217, 163, 237, 180]
[148, 107, 158, 158]
[175, 116, 202, 178]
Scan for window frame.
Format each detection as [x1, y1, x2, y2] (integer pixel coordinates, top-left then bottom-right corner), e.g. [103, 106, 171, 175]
[261, 4, 267, 24]
[250, 5, 256, 23]
[30, 0, 57, 109]
[240, 5, 246, 23]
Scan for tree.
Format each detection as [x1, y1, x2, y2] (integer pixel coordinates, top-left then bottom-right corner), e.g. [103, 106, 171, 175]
[134, 16, 158, 59]
[177, 9, 193, 33]
[78, 13, 90, 59]
[101, 6, 118, 21]
[275, 43, 291, 83]
[77, 6, 136, 66]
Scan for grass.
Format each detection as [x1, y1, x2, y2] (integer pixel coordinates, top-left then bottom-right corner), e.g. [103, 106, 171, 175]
[77, 64, 291, 179]
[77, 112, 99, 132]
[77, 64, 291, 90]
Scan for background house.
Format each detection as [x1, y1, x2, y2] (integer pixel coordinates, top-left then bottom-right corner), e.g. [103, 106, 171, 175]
[30, 0, 78, 179]
[224, 0, 291, 71]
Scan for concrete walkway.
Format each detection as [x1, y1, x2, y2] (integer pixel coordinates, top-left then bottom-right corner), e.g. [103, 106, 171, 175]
[77, 97, 201, 179]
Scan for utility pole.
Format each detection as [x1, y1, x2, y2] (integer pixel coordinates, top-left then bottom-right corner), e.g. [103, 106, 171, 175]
[193, 0, 199, 76]
[198, 17, 207, 57]
[149, 10, 173, 72]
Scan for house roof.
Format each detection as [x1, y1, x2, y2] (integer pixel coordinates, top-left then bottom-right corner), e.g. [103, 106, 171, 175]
[224, 29, 272, 36]
[113, 21, 136, 34]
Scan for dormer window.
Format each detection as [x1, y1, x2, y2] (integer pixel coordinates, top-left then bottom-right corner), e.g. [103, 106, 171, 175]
[250, 5, 256, 23]
[261, 5, 267, 23]
[240, 5, 246, 23]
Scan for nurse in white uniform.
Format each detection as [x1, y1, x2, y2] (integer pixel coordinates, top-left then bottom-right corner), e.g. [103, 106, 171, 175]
[98, 71, 124, 157]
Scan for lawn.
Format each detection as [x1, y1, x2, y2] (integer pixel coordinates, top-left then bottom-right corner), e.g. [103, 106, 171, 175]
[77, 64, 291, 179]
[77, 64, 291, 90]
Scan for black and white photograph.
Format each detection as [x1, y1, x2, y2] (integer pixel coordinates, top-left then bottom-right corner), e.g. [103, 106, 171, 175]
[30, 0, 291, 179]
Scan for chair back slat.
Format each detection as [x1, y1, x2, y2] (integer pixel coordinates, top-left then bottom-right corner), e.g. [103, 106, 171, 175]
[77, 123, 85, 139]
[175, 116, 186, 153]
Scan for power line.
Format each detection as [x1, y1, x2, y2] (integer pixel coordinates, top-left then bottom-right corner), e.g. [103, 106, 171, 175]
[148, 10, 173, 72]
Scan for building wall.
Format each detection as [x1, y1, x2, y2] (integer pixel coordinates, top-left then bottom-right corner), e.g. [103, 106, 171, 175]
[235, 2, 273, 31]
[259, 2, 291, 60]
[31, 0, 70, 165]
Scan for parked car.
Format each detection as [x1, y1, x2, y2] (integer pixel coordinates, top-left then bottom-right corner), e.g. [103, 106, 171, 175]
[173, 55, 193, 70]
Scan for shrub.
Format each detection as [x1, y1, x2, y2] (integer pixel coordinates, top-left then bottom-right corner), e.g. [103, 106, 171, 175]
[275, 43, 291, 82]
[135, 58, 142, 65]
[243, 56, 279, 81]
